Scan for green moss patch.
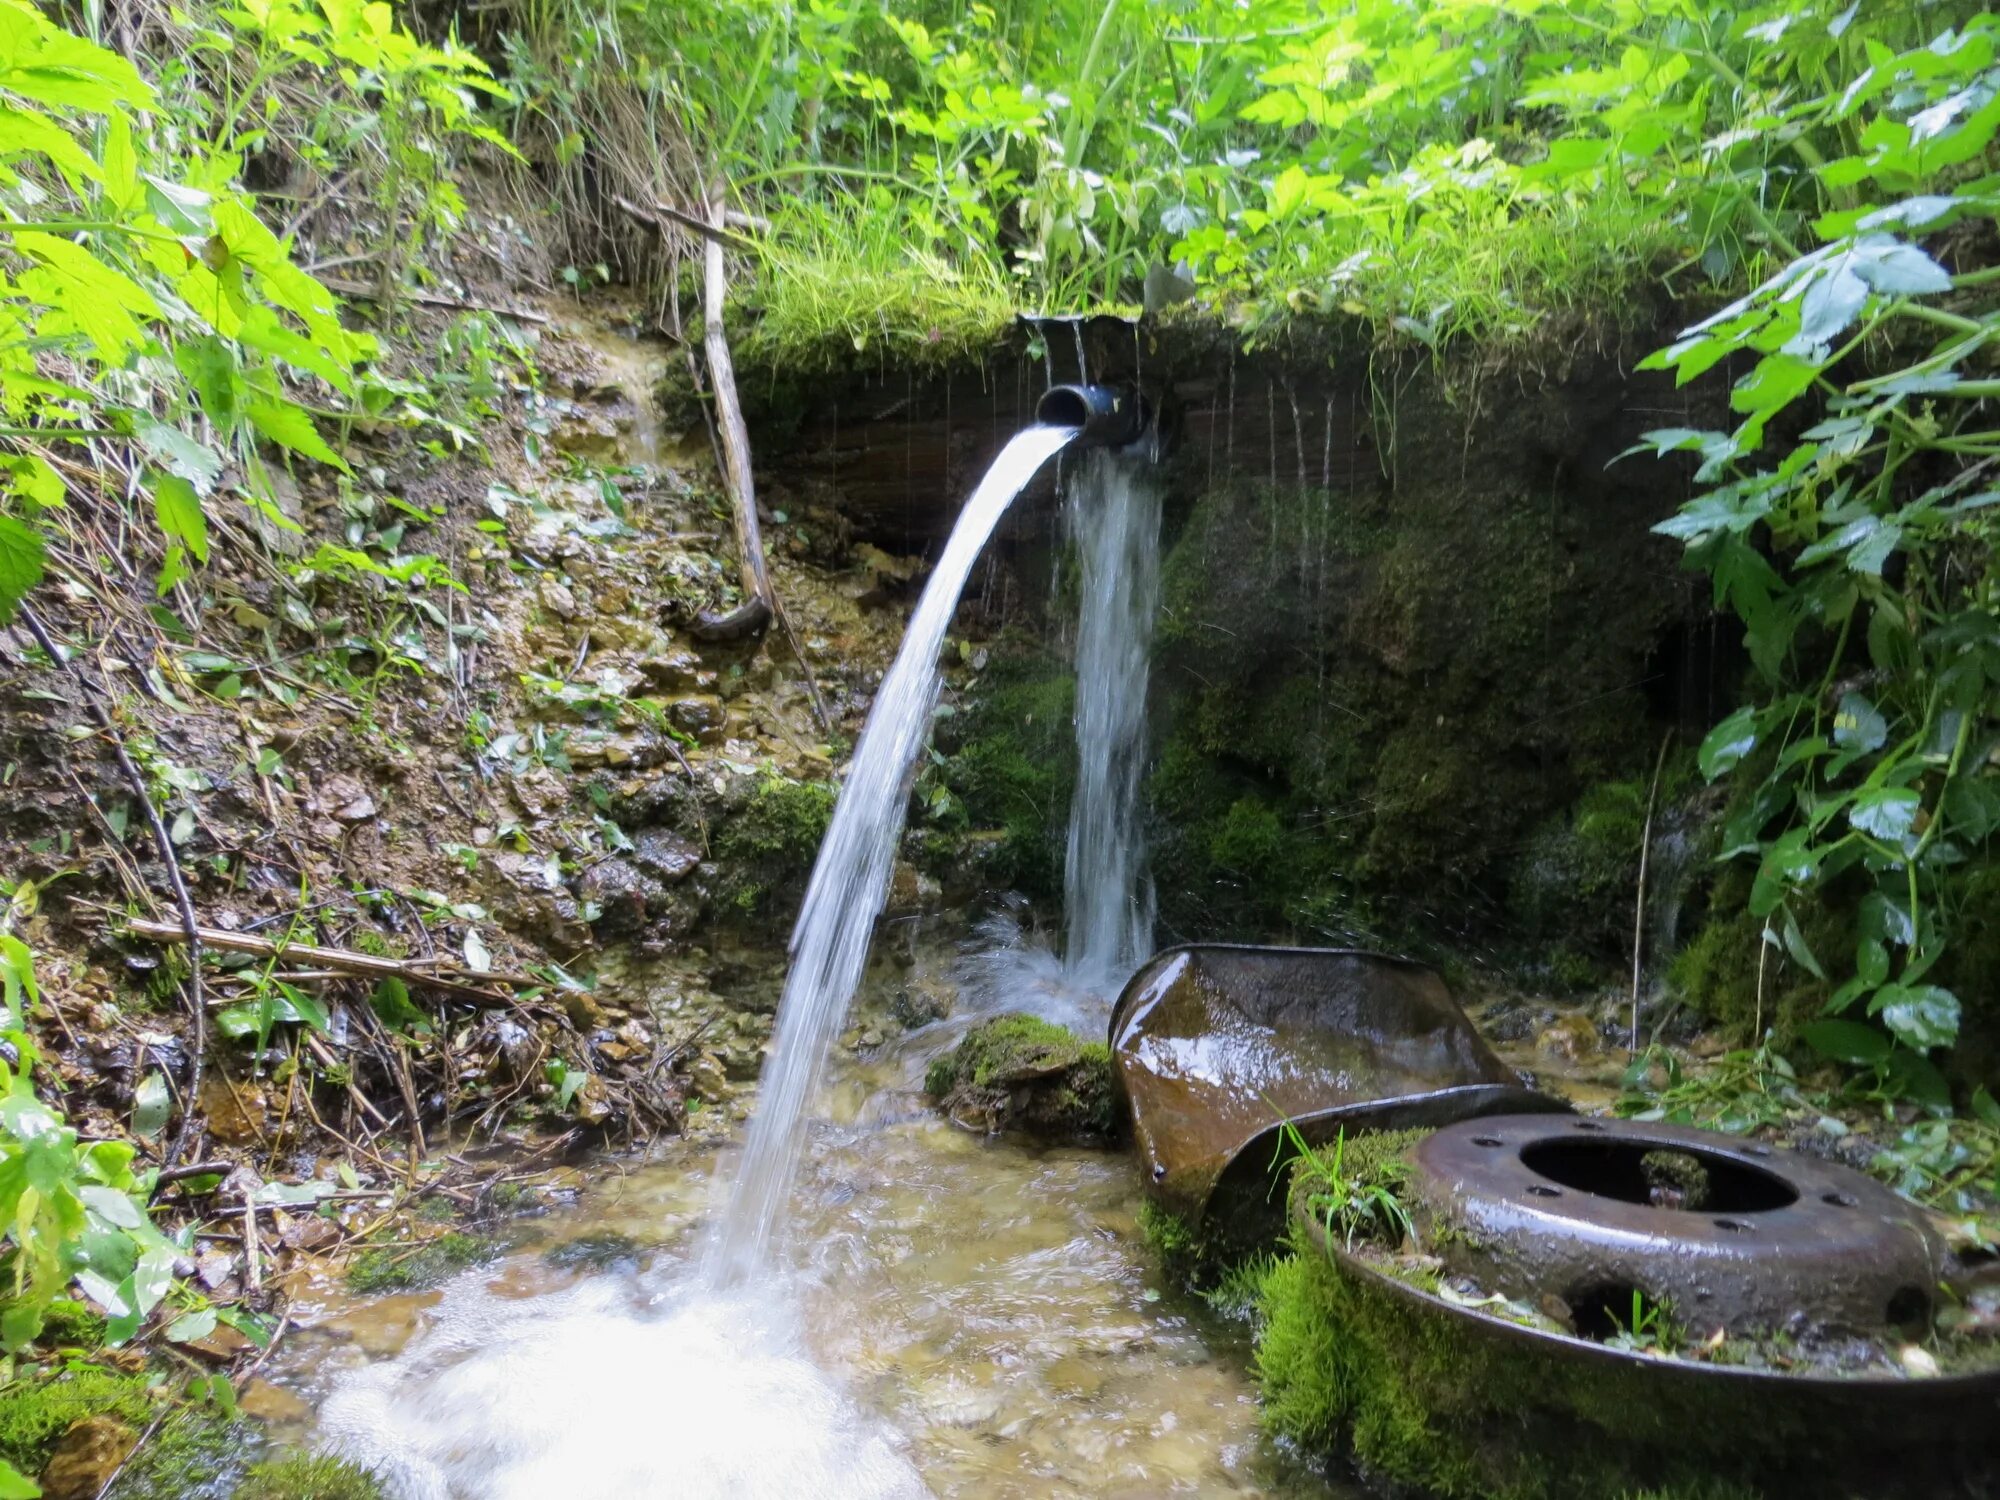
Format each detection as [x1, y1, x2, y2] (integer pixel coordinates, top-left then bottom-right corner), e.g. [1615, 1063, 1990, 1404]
[714, 773, 837, 916]
[232, 1453, 385, 1500]
[924, 1014, 1119, 1141]
[345, 1231, 496, 1293]
[0, 1364, 159, 1477]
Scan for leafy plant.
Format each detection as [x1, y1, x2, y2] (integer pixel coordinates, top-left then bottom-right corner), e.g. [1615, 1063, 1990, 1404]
[1284, 1122, 1414, 1251]
[0, 933, 179, 1353]
[1640, 14, 2000, 1078]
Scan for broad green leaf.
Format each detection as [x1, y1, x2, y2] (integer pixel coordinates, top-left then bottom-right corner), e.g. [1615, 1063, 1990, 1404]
[0, 1456, 39, 1497]
[1832, 692, 1886, 753]
[165, 1307, 218, 1344]
[1799, 1019, 1892, 1065]
[174, 337, 242, 430]
[0, 515, 44, 625]
[1848, 787, 1920, 841]
[1873, 984, 1960, 1051]
[151, 475, 209, 564]
[13, 231, 159, 363]
[137, 426, 223, 494]
[246, 399, 347, 469]
[131, 1070, 169, 1139]
[1730, 353, 1817, 420]
[1698, 706, 1757, 779]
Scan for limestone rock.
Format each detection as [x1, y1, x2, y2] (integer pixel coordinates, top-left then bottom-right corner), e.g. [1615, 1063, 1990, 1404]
[665, 694, 727, 744]
[632, 829, 702, 884]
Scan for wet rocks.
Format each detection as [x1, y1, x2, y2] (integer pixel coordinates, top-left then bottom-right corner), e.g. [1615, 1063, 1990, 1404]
[40, 1417, 137, 1500]
[923, 1014, 1121, 1142]
[665, 694, 727, 744]
[632, 829, 702, 884]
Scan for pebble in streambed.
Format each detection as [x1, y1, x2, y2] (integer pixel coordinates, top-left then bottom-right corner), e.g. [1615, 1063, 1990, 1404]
[316, 1271, 926, 1500]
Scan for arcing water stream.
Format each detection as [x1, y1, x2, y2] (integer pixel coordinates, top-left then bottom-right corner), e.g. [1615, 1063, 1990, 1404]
[707, 421, 1076, 1285]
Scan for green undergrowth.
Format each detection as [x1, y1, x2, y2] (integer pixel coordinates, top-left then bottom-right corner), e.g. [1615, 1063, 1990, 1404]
[345, 1231, 497, 1293]
[926, 656, 1077, 900]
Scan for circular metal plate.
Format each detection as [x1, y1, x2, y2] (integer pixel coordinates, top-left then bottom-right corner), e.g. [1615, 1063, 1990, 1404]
[1409, 1113, 1950, 1337]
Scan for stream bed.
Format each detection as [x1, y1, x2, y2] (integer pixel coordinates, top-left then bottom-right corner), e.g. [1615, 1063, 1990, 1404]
[262, 1017, 1350, 1499]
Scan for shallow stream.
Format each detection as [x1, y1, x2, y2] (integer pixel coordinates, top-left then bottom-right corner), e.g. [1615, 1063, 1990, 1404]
[266, 1002, 1349, 1499]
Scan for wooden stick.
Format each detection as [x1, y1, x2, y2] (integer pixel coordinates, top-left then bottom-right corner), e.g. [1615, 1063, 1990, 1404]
[1629, 731, 1673, 1053]
[316, 277, 552, 326]
[701, 180, 775, 617]
[122, 918, 538, 1004]
[613, 194, 759, 253]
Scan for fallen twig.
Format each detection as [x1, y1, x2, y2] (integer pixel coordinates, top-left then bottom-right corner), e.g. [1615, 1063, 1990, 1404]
[316, 277, 552, 326]
[122, 917, 540, 1005]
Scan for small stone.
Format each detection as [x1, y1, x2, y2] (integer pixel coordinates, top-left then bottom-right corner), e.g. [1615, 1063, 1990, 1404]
[195, 1250, 238, 1289]
[1900, 1344, 1940, 1378]
[199, 1074, 268, 1145]
[41, 1417, 138, 1500]
[686, 1051, 731, 1104]
[538, 577, 580, 619]
[632, 829, 702, 884]
[238, 1379, 311, 1423]
[312, 773, 377, 822]
[1535, 1013, 1600, 1062]
[666, 695, 727, 744]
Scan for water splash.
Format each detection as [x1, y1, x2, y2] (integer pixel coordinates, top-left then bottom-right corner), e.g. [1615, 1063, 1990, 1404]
[1061, 448, 1161, 992]
[706, 423, 1076, 1285]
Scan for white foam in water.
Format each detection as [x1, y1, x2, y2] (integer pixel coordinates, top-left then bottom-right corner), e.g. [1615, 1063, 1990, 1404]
[317, 1273, 927, 1500]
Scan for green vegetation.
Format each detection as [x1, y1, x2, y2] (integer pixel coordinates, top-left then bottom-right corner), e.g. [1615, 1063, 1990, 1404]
[233, 1453, 385, 1500]
[0, 1366, 158, 1478]
[345, 1231, 496, 1293]
[714, 772, 838, 915]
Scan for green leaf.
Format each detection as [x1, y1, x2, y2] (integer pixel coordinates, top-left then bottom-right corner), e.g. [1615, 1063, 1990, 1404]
[1730, 353, 1817, 419]
[1848, 787, 1920, 841]
[0, 1456, 40, 1497]
[1800, 1019, 1892, 1065]
[131, 1071, 169, 1139]
[165, 1307, 217, 1344]
[1698, 706, 1757, 780]
[0, 514, 46, 625]
[1873, 983, 1960, 1052]
[136, 425, 223, 494]
[1831, 693, 1886, 753]
[245, 400, 347, 469]
[173, 336, 242, 430]
[1779, 908, 1826, 980]
[151, 475, 209, 564]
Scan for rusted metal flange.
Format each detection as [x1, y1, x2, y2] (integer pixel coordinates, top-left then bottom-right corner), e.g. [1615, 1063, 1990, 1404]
[1294, 1206, 2000, 1498]
[1409, 1113, 1952, 1338]
[1110, 944, 1565, 1243]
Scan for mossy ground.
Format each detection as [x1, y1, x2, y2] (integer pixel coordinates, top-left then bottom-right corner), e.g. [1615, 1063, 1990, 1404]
[231, 1453, 384, 1500]
[924, 1014, 1118, 1139]
[714, 773, 837, 916]
[345, 1230, 496, 1293]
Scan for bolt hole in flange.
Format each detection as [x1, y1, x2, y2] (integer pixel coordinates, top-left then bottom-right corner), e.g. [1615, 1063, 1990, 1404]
[1472, 1136, 1505, 1147]
[1519, 1139, 1799, 1214]
[1569, 1283, 1650, 1342]
[1887, 1285, 1933, 1334]
[1823, 1191, 1859, 1208]
[1525, 1184, 1562, 1198]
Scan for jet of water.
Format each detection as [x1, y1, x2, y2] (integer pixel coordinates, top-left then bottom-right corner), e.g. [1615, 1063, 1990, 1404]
[706, 422, 1077, 1286]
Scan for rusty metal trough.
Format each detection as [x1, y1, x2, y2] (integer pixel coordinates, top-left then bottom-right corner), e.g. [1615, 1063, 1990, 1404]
[1108, 944, 1563, 1242]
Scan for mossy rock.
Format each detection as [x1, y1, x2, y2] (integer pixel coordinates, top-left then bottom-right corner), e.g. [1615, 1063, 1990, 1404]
[923, 1014, 1120, 1141]
[0, 1365, 158, 1480]
[712, 772, 837, 917]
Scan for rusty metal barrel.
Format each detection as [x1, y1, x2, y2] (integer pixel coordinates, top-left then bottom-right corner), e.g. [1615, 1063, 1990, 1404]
[1109, 944, 1564, 1244]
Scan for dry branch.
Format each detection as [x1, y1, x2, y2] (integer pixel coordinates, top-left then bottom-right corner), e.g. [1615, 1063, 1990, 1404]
[121, 918, 540, 1007]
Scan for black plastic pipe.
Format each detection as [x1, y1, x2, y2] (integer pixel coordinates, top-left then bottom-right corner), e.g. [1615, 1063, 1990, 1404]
[1037, 384, 1145, 447]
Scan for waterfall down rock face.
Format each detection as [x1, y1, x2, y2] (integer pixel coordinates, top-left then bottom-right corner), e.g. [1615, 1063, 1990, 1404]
[706, 423, 1076, 1286]
[1062, 448, 1162, 991]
